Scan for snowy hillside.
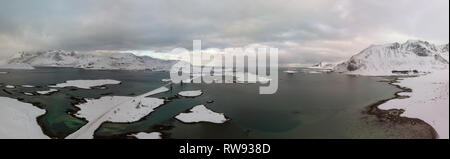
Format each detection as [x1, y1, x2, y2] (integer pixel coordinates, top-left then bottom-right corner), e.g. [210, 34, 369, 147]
[379, 69, 449, 139]
[5, 50, 177, 71]
[334, 40, 449, 76]
[438, 44, 449, 63]
[333, 40, 449, 138]
[309, 61, 339, 70]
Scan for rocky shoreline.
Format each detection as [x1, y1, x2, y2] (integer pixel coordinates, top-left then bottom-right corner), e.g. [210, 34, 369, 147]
[365, 77, 438, 139]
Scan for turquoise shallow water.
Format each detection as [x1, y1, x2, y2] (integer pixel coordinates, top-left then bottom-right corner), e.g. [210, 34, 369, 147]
[0, 67, 435, 139]
[0, 67, 167, 138]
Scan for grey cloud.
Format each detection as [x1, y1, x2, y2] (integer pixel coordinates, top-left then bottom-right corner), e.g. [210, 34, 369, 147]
[0, 0, 448, 64]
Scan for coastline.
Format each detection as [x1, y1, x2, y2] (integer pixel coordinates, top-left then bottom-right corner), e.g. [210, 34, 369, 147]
[0, 97, 50, 139]
[378, 70, 448, 139]
[366, 76, 439, 139]
[1, 67, 446, 139]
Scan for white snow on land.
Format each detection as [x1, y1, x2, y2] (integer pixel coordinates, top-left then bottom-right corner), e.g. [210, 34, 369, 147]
[175, 105, 228, 124]
[66, 86, 169, 139]
[333, 40, 449, 138]
[50, 79, 121, 89]
[134, 132, 162, 139]
[379, 69, 449, 139]
[0, 97, 49, 139]
[75, 96, 164, 123]
[178, 90, 203, 97]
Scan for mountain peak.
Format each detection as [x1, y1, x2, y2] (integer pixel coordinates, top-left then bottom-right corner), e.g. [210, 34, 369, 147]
[440, 44, 449, 53]
[334, 40, 449, 76]
[405, 39, 424, 44]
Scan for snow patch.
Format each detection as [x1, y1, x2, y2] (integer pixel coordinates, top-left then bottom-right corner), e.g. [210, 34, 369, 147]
[175, 105, 228, 124]
[66, 86, 169, 139]
[74, 96, 165, 123]
[0, 97, 49, 139]
[284, 70, 298, 74]
[50, 79, 121, 89]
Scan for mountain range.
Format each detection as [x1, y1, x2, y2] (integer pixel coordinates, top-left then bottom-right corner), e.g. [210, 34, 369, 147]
[2, 40, 449, 75]
[1, 50, 177, 71]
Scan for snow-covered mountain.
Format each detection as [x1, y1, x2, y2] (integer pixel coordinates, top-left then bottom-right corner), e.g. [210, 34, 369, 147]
[438, 44, 449, 62]
[334, 40, 449, 76]
[309, 61, 339, 70]
[4, 50, 177, 71]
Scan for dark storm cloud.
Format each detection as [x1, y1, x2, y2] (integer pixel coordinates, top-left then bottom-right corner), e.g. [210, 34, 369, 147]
[0, 0, 448, 64]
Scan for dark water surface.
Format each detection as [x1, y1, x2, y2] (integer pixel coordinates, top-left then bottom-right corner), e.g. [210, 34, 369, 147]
[0, 67, 434, 138]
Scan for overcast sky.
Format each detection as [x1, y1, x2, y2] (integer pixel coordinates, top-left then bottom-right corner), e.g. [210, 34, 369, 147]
[0, 0, 448, 64]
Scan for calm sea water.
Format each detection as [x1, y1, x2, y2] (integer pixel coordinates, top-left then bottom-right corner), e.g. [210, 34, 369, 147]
[0, 67, 435, 139]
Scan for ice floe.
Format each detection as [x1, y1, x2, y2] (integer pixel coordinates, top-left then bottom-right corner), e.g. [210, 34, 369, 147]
[307, 71, 322, 74]
[50, 79, 121, 89]
[161, 79, 172, 82]
[134, 132, 162, 139]
[175, 105, 228, 124]
[0, 97, 49, 139]
[5, 85, 15, 89]
[284, 70, 298, 74]
[21, 85, 35, 88]
[178, 90, 203, 97]
[36, 89, 58, 95]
